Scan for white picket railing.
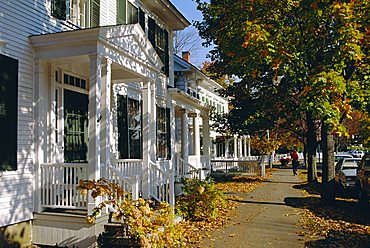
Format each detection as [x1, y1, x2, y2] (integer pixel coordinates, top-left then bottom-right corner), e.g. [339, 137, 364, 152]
[40, 163, 88, 210]
[176, 156, 201, 180]
[149, 161, 174, 206]
[107, 165, 140, 201]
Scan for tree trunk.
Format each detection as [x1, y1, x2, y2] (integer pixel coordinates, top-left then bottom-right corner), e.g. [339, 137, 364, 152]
[306, 111, 318, 182]
[321, 122, 336, 205]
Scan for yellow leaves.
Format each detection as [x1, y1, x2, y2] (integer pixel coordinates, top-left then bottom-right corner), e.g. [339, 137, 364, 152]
[301, 86, 312, 97]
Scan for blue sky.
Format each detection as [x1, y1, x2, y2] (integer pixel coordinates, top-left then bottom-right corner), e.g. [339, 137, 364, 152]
[171, 0, 211, 66]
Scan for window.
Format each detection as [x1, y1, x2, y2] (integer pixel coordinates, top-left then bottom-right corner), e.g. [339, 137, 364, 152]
[0, 54, 18, 171]
[148, 17, 169, 76]
[116, 0, 145, 30]
[51, 0, 100, 27]
[156, 106, 170, 159]
[117, 95, 142, 159]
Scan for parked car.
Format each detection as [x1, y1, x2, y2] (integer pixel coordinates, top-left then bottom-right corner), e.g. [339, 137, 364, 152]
[356, 154, 370, 203]
[350, 150, 365, 158]
[334, 158, 361, 196]
[335, 154, 353, 163]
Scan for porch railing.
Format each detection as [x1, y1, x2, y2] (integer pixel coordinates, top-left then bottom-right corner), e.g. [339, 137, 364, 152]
[176, 156, 201, 180]
[149, 161, 174, 206]
[107, 165, 140, 201]
[40, 163, 88, 210]
[210, 159, 260, 175]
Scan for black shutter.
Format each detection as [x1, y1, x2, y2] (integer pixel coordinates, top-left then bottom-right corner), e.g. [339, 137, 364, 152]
[91, 0, 100, 27]
[51, 0, 66, 20]
[148, 17, 156, 47]
[139, 8, 145, 31]
[0, 54, 18, 171]
[166, 107, 171, 160]
[164, 29, 169, 76]
[117, 95, 128, 159]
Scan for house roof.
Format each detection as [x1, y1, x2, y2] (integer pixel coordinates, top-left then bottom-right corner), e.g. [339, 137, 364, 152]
[143, 0, 191, 30]
[174, 54, 224, 92]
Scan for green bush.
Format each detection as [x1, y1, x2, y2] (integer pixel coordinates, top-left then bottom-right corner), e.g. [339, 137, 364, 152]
[175, 177, 227, 221]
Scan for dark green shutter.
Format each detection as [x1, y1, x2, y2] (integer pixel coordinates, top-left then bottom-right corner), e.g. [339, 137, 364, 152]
[116, 0, 126, 24]
[148, 17, 156, 47]
[139, 8, 145, 31]
[164, 29, 169, 76]
[51, 0, 66, 20]
[91, 0, 100, 27]
[0, 54, 18, 171]
[117, 95, 128, 159]
[166, 108, 171, 160]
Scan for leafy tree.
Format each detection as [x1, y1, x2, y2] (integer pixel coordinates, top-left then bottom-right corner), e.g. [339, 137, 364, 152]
[195, 0, 370, 203]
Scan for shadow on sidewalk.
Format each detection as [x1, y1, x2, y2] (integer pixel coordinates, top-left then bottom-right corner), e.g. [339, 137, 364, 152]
[230, 198, 287, 206]
[284, 196, 370, 226]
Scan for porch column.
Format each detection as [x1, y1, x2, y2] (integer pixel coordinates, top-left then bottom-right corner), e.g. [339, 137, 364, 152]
[34, 60, 48, 213]
[202, 115, 210, 170]
[247, 135, 251, 158]
[193, 114, 201, 167]
[181, 109, 189, 172]
[213, 140, 217, 159]
[238, 138, 242, 158]
[244, 136, 247, 158]
[169, 103, 176, 170]
[233, 136, 238, 159]
[142, 80, 156, 199]
[225, 139, 230, 158]
[88, 54, 102, 214]
[100, 58, 112, 179]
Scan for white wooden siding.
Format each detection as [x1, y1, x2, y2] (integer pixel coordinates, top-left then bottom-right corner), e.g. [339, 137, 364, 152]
[0, 0, 75, 227]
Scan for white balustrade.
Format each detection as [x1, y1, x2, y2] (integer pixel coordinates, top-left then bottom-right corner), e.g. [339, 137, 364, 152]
[40, 163, 88, 210]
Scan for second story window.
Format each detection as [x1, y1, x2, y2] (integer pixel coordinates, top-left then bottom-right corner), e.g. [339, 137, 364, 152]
[51, 0, 100, 28]
[116, 0, 145, 30]
[148, 17, 169, 76]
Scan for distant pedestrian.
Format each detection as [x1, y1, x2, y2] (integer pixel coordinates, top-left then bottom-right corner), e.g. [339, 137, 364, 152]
[290, 148, 299, 175]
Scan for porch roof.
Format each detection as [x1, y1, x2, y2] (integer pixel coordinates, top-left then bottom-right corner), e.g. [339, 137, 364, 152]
[29, 24, 163, 79]
[168, 88, 211, 116]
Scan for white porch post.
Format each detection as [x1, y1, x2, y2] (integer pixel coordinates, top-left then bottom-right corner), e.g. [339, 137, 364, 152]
[243, 136, 247, 158]
[233, 136, 238, 159]
[169, 103, 176, 170]
[247, 135, 251, 158]
[88, 54, 102, 214]
[100, 58, 112, 179]
[34, 60, 48, 213]
[193, 114, 201, 167]
[202, 115, 210, 170]
[142, 80, 152, 199]
[225, 139, 230, 158]
[238, 138, 242, 158]
[181, 109, 189, 172]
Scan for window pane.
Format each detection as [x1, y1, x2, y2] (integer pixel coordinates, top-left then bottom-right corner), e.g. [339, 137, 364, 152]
[117, 95, 128, 159]
[127, 2, 138, 24]
[128, 98, 142, 159]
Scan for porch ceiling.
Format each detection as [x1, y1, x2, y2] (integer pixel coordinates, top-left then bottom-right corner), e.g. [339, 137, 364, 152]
[29, 24, 163, 80]
[169, 88, 211, 116]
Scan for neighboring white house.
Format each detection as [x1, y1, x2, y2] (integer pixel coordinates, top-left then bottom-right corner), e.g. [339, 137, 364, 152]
[0, 0, 200, 247]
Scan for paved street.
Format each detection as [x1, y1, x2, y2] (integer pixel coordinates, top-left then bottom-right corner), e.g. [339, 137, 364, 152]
[200, 168, 305, 248]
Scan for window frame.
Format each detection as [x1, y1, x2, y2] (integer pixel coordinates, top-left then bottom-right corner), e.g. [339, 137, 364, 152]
[156, 106, 171, 160]
[51, 0, 100, 28]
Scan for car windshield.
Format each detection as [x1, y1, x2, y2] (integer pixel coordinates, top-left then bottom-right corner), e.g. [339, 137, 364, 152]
[342, 160, 360, 169]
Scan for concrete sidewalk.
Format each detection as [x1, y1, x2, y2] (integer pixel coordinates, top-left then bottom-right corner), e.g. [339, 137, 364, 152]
[199, 168, 305, 248]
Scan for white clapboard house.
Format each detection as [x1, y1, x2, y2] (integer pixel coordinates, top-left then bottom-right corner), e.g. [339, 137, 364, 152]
[0, 0, 213, 247]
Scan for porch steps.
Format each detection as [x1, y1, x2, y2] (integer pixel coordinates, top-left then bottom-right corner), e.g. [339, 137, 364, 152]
[98, 222, 139, 248]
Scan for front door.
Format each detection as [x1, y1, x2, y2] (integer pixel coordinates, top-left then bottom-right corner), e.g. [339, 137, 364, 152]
[63, 89, 88, 163]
